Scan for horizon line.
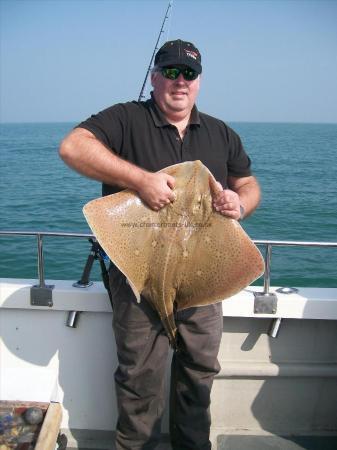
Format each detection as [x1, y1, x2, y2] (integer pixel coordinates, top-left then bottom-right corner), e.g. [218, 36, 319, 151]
[1, 120, 337, 126]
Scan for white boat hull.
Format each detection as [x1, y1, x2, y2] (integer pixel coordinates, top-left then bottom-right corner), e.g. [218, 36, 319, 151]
[1, 279, 337, 448]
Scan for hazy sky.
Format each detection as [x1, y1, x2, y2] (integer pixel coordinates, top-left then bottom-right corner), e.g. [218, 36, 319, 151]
[1, 0, 337, 123]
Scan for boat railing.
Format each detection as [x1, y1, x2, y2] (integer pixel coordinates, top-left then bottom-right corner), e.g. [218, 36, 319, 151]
[253, 239, 337, 295]
[1, 230, 337, 305]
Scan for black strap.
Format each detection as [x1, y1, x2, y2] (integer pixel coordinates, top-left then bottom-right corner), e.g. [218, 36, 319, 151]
[89, 239, 113, 310]
[97, 251, 113, 309]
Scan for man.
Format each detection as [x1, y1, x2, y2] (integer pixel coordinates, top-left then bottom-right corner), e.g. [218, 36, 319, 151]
[60, 39, 260, 450]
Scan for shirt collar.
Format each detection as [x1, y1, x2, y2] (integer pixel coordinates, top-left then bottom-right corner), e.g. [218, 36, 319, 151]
[147, 91, 200, 128]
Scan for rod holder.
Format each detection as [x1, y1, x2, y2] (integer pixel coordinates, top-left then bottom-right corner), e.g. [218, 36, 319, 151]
[66, 311, 81, 328]
[269, 318, 282, 338]
[276, 287, 299, 294]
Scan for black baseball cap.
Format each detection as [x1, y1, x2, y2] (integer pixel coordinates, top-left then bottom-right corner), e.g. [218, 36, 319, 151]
[154, 39, 202, 74]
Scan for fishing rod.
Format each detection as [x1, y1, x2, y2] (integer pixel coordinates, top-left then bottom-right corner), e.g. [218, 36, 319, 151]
[138, 0, 173, 101]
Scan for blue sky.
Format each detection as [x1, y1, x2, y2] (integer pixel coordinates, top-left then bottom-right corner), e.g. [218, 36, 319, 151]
[1, 0, 337, 123]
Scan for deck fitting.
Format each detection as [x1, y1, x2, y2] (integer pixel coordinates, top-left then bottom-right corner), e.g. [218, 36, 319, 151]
[30, 284, 54, 307]
[254, 292, 278, 314]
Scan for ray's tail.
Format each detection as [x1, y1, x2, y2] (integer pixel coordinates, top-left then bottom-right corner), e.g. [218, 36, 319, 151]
[162, 314, 178, 350]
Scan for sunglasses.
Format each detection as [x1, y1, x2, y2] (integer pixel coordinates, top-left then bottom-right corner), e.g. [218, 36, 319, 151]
[160, 67, 199, 81]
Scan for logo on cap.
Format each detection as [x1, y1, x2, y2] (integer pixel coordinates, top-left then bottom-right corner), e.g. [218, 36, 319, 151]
[185, 49, 198, 61]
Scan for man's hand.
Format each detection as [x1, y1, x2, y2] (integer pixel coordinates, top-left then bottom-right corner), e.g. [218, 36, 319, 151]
[212, 184, 242, 220]
[210, 175, 261, 220]
[138, 172, 176, 210]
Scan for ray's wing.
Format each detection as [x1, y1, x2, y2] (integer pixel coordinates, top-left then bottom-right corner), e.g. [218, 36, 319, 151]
[175, 215, 265, 310]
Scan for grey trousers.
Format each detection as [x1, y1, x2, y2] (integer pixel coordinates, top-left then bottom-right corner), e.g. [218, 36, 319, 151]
[109, 265, 223, 450]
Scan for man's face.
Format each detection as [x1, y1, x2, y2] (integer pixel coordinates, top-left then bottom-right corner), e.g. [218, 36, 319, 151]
[151, 66, 200, 117]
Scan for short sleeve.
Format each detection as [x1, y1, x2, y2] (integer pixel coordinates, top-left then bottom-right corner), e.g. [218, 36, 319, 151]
[75, 104, 127, 155]
[226, 126, 252, 177]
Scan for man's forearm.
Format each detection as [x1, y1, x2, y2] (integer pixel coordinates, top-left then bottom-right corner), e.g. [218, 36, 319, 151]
[234, 178, 261, 218]
[59, 128, 147, 191]
[59, 128, 176, 210]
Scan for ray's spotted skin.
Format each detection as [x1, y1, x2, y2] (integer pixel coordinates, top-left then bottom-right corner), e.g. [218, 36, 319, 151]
[83, 160, 265, 345]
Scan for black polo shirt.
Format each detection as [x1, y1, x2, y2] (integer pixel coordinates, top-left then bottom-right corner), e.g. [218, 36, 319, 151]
[77, 94, 252, 196]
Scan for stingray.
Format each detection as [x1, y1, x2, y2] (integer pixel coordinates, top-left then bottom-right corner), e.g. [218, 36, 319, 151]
[83, 160, 265, 345]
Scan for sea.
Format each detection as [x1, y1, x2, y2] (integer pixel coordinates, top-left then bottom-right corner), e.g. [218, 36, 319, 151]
[0, 121, 336, 287]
